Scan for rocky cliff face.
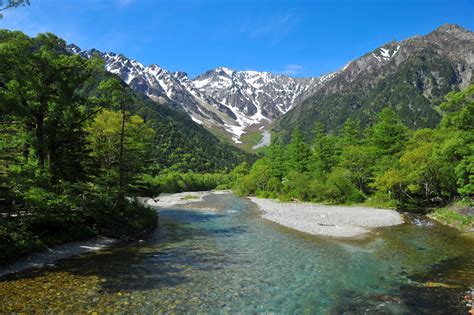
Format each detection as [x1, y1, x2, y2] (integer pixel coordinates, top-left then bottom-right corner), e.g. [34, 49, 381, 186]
[274, 24, 474, 140]
[68, 24, 474, 144]
[67, 46, 325, 143]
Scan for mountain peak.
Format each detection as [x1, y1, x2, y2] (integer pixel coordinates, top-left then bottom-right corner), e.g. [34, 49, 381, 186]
[66, 43, 82, 54]
[435, 23, 469, 34]
[215, 67, 235, 76]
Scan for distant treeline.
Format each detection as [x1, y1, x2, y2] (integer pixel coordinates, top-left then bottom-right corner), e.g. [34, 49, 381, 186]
[231, 86, 473, 209]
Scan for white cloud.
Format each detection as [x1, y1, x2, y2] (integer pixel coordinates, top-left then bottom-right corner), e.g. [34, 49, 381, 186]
[280, 64, 305, 75]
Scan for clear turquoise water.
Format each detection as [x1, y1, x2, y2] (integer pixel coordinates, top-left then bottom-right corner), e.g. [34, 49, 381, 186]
[1, 193, 473, 313]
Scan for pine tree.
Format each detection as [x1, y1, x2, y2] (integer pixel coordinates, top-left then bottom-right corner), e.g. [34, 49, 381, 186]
[310, 123, 336, 175]
[367, 108, 410, 156]
[286, 128, 311, 173]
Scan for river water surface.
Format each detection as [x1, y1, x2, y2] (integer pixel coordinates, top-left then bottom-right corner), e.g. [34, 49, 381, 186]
[1, 193, 473, 313]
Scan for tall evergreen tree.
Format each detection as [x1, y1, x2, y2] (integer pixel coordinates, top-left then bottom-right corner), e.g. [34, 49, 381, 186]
[310, 122, 336, 175]
[286, 128, 311, 173]
[367, 108, 410, 156]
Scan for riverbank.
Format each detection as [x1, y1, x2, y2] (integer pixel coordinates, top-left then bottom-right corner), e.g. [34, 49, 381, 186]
[249, 197, 404, 238]
[428, 202, 474, 233]
[145, 190, 231, 210]
[0, 237, 118, 278]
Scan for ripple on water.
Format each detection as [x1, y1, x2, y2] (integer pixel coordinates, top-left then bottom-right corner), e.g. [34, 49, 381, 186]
[0, 193, 473, 313]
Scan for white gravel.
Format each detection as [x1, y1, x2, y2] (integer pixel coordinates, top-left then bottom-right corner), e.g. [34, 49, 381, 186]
[0, 237, 118, 278]
[249, 197, 404, 238]
[145, 190, 230, 210]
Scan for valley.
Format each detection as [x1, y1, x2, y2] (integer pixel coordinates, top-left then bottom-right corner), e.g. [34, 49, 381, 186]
[0, 0, 473, 312]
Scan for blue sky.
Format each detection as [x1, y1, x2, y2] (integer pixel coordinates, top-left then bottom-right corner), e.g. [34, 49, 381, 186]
[1, 0, 473, 78]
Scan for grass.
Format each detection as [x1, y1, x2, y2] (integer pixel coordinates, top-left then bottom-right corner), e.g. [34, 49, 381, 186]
[360, 196, 398, 209]
[181, 194, 199, 200]
[238, 131, 264, 152]
[429, 201, 474, 232]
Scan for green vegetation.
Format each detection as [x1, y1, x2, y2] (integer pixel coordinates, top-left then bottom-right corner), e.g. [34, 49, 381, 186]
[0, 0, 30, 18]
[0, 30, 250, 263]
[232, 86, 473, 212]
[274, 38, 469, 142]
[238, 130, 264, 152]
[429, 201, 474, 231]
[138, 172, 230, 195]
[430, 208, 473, 231]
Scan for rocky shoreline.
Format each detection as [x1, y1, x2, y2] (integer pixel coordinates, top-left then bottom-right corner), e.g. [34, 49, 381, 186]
[144, 190, 231, 211]
[0, 237, 118, 278]
[249, 197, 404, 238]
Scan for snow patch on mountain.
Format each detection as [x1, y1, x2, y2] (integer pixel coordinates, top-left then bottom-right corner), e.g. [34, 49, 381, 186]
[67, 44, 332, 144]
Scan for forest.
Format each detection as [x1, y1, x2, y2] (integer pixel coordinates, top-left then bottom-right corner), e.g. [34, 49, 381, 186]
[232, 85, 473, 213]
[0, 30, 249, 262]
[0, 29, 472, 264]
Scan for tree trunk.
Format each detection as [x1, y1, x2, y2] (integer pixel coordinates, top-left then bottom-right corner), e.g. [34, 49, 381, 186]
[35, 112, 45, 169]
[117, 110, 126, 211]
[48, 117, 59, 184]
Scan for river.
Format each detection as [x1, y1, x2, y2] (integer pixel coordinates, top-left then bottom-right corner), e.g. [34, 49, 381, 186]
[252, 130, 271, 149]
[1, 193, 473, 313]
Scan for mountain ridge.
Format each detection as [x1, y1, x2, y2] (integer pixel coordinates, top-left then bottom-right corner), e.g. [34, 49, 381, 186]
[67, 45, 330, 143]
[273, 23, 474, 140]
[68, 23, 474, 145]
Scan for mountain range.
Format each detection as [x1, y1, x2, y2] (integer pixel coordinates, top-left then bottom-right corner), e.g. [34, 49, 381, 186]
[66, 45, 332, 144]
[67, 23, 474, 145]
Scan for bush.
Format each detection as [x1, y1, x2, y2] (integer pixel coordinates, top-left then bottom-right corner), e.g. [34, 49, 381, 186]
[0, 221, 44, 264]
[282, 171, 312, 201]
[27, 213, 96, 245]
[84, 198, 158, 240]
[319, 168, 365, 204]
[138, 172, 230, 196]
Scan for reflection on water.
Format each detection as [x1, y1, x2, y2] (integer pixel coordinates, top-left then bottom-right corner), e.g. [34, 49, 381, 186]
[0, 193, 473, 313]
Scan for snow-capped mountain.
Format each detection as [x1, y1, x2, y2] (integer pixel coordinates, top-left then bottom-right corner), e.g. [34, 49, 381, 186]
[67, 44, 327, 143]
[275, 24, 474, 138]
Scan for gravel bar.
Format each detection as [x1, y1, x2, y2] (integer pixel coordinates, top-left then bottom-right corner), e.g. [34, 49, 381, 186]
[249, 197, 404, 238]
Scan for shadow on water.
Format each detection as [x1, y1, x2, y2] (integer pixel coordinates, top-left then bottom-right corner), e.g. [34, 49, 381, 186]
[1, 193, 473, 313]
[328, 256, 474, 314]
[1, 208, 247, 294]
[399, 254, 474, 314]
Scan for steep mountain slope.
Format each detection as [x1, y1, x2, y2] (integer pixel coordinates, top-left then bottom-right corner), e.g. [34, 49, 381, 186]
[70, 51, 253, 172]
[274, 24, 474, 140]
[193, 68, 331, 141]
[67, 45, 327, 143]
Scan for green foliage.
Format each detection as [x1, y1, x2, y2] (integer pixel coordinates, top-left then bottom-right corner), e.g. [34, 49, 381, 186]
[367, 108, 410, 157]
[0, 30, 161, 262]
[286, 128, 311, 173]
[310, 123, 337, 175]
[139, 172, 230, 195]
[430, 203, 474, 231]
[317, 168, 365, 204]
[0, 221, 43, 265]
[232, 87, 473, 208]
[0, 0, 30, 18]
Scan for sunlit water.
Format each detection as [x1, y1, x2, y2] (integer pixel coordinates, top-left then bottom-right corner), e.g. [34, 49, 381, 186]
[1, 193, 473, 313]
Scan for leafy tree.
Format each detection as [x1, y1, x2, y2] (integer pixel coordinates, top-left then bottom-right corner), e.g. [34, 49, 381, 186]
[339, 144, 376, 193]
[0, 0, 29, 18]
[265, 141, 286, 179]
[90, 80, 154, 210]
[319, 168, 364, 204]
[439, 85, 474, 131]
[0, 31, 102, 182]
